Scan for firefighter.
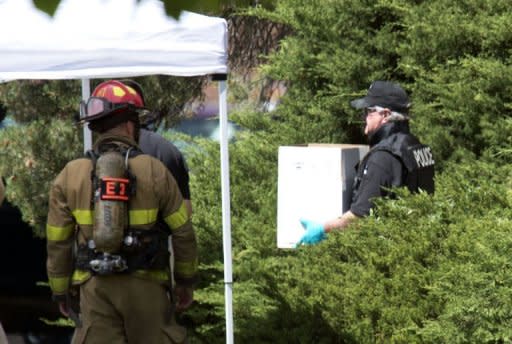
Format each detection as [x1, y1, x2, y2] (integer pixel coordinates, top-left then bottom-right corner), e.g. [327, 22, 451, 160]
[298, 81, 435, 245]
[46, 80, 198, 343]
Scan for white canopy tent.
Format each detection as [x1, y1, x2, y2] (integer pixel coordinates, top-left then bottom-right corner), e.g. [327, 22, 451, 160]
[0, 0, 234, 342]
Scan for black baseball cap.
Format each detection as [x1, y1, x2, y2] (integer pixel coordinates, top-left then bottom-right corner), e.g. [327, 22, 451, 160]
[350, 81, 411, 114]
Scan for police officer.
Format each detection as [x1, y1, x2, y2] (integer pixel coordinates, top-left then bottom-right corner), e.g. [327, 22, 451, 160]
[120, 79, 193, 216]
[298, 81, 435, 245]
[46, 80, 198, 343]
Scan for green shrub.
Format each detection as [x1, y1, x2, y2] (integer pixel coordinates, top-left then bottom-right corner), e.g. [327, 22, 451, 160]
[270, 160, 512, 343]
[0, 119, 81, 235]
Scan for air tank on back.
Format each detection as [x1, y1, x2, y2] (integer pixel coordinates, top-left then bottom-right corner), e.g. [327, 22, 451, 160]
[93, 151, 129, 253]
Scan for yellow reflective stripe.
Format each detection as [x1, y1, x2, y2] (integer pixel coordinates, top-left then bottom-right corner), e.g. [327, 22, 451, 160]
[46, 223, 74, 241]
[73, 209, 93, 225]
[129, 209, 158, 225]
[72, 209, 159, 226]
[164, 203, 189, 231]
[48, 276, 69, 293]
[133, 269, 169, 281]
[72, 270, 91, 284]
[174, 258, 198, 277]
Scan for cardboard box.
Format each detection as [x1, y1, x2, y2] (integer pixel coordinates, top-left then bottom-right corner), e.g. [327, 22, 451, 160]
[277, 144, 369, 248]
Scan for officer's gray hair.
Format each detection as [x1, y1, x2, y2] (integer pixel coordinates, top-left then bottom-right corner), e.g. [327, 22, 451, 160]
[386, 111, 409, 122]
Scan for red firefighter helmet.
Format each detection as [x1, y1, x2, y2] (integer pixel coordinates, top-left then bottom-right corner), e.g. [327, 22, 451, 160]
[80, 80, 145, 123]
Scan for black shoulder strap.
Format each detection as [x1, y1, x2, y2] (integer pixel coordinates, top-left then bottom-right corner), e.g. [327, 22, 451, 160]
[85, 150, 100, 205]
[84, 149, 99, 162]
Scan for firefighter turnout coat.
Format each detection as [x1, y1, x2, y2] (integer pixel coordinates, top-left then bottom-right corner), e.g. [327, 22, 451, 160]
[46, 134, 198, 298]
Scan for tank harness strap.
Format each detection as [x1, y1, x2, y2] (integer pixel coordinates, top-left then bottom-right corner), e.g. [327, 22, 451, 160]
[85, 149, 99, 205]
[85, 147, 140, 203]
[123, 147, 137, 198]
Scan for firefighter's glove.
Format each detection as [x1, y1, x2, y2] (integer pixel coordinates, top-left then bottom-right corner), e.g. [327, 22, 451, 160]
[296, 218, 326, 246]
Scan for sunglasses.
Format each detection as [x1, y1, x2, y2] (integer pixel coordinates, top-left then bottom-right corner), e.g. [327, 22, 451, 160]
[362, 106, 386, 119]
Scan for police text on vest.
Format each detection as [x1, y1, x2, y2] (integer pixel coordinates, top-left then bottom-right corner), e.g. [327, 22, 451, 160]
[413, 147, 434, 167]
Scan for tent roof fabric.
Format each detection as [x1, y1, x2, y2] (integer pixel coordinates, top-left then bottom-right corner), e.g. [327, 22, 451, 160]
[0, 0, 228, 81]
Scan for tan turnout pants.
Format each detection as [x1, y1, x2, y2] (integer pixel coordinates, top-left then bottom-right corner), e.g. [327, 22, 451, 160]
[72, 274, 187, 344]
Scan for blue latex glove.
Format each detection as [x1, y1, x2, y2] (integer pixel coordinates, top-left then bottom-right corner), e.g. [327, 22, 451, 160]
[296, 218, 326, 246]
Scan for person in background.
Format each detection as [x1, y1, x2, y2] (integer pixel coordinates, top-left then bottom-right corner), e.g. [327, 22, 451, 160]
[298, 81, 435, 245]
[0, 104, 5, 206]
[46, 80, 198, 343]
[0, 177, 5, 343]
[0, 177, 4, 207]
[0, 321, 7, 344]
[121, 80, 193, 216]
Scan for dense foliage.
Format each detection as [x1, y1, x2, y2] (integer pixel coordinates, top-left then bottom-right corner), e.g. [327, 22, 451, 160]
[271, 162, 512, 343]
[0, 119, 81, 236]
[184, 0, 512, 342]
[1, 0, 512, 342]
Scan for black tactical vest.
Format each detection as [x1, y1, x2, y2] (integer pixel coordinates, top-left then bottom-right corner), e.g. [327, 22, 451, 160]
[352, 122, 435, 203]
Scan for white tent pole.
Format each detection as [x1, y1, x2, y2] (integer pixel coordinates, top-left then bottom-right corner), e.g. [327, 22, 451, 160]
[218, 79, 234, 344]
[81, 78, 92, 152]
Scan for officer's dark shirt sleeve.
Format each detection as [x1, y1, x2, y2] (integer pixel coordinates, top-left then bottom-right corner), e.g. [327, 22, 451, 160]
[166, 147, 191, 200]
[350, 151, 404, 217]
[139, 129, 191, 199]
